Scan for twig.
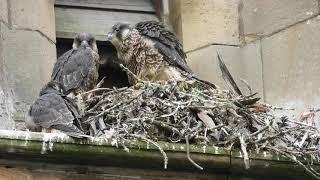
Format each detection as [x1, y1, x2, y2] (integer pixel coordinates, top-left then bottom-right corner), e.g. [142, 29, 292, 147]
[185, 135, 203, 170]
[119, 64, 144, 83]
[239, 135, 250, 169]
[145, 118, 181, 135]
[267, 146, 320, 180]
[250, 119, 272, 136]
[298, 131, 309, 148]
[240, 78, 252, 95]
[208, 124, 225, 131]
[161, 105, 180, 118]
[287, 119, 317, 129]
[96, 77, 106, 88]
[82, 88, 112, 95]
[131, 134, 168, 169]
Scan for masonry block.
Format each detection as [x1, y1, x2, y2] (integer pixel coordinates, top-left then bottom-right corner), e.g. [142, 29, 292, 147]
[241, 0, 319, 42]
[1, 24, 56, 119]
[0, 86, 15, 130]
[0, 0, 8, 23]
[0, 23, 15, 130]
[10, 0, 56, 42]
[179, 0, 240, 52]
[187, 42, 263, 98]
[262, 16, 320, 110]
[169, 0, 183, 42]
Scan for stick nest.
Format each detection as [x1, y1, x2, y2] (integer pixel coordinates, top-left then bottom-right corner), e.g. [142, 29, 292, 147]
[81, 78, 320, 178]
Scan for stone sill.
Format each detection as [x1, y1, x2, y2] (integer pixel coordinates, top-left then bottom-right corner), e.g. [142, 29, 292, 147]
[0, 130, 317, 179]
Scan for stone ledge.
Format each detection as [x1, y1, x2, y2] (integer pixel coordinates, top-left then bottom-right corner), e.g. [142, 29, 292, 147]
[0, 130, 317, 179]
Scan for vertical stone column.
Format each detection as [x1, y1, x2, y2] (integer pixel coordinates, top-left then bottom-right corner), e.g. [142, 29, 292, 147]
[0, 0, 56, 129]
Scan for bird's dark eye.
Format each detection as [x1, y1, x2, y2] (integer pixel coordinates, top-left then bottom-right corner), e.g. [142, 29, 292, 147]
[115, 28, 120, 32]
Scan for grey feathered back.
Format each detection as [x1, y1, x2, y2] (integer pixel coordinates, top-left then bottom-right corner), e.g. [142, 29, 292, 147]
[27, 92, 85, 138]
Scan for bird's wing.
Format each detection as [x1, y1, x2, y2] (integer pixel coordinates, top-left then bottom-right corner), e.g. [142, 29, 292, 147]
[135, 21, 193, 74]
[29, 93, 85, 137]
[51, 49, 74, 81]
[52, 48, 96, 92]
[217, 53, 243, 96]
[29, 93, 75, 128]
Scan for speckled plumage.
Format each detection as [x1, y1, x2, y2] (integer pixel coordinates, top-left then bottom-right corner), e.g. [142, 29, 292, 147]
[135, 21, 191, 73]
[108, 21, 192, 85]
[117, 29, 168, 84]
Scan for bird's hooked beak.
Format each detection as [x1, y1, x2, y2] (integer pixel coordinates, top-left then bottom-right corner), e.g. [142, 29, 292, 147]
[80, 40, 89, 47]
[106, 32, 115, 42]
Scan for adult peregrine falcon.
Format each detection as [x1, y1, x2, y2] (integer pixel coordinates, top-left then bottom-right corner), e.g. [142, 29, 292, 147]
[106, 21, 215, 87]
[25, 81, 86, 138]
[51, 33, 100, 95]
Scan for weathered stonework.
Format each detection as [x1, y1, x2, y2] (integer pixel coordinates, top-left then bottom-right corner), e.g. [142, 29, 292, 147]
[10, 0, 56, 42]
[1, 24, 56, 109]
[187, 42, 263, 98]
[241, 0, 319, 42]
[0, 0, 8, 23]
[172, 0, 240, 52]
[262, 16, 320, 109]
[0, 86, 15, 130]
[169, 0, 183, 43]
[0, 22, 15, 130]
[0, 0, 56, 129]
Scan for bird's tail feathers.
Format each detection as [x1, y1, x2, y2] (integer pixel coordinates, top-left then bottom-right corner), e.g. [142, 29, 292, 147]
[216, 52, 242, 96]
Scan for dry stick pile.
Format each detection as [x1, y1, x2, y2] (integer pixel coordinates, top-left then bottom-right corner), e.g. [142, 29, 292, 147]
[81, 65, 320, 179]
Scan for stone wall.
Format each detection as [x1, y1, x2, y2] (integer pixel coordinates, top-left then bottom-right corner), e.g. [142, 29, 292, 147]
[170, 0, 320, 111]
[0, 0, 56, 129]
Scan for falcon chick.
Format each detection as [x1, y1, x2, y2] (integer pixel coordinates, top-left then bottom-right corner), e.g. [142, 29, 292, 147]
[25, 81, 86, 138]
[106, 21, 201, 85]
[51, 33, 100, 96]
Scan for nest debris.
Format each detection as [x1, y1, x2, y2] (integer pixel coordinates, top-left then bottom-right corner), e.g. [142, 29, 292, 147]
[80, 65, 320, 179]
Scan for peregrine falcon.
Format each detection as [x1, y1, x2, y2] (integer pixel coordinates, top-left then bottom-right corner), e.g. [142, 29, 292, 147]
[25, 81, 86, 138]
[51, 33, 100, 95]
[106, 21, 215, 87]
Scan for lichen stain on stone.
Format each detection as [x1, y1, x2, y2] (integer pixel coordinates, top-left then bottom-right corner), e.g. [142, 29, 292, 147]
[202, 146, 206, 153]
[41, 133, 63, 154]
[214, 146, 218, 154]
[23, 132, 30, 147]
